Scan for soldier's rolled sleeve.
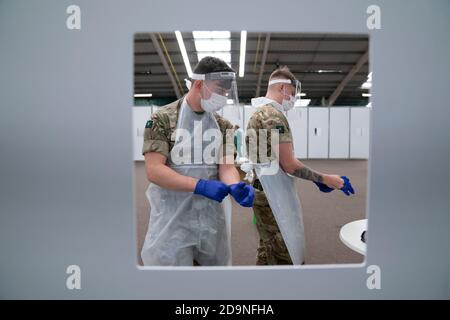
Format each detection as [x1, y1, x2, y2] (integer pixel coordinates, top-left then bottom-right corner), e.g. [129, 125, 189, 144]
[142, 113, 170, 157]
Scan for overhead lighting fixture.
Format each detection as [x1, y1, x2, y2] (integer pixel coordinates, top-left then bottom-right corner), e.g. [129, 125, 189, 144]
[294, 99, 311, 107]
[362, 93, 371, 97]
[239, 30, 247, 78]
[361, 82, 372, 89]
[194, 38, 230, 52]
[134, 93, 153, 98]
[361, 71, 372, 89]
[317, 69, 341, 73]
[193, 31, 232, 66]
[300, 99, 311, 106]
[296, 93, 306, 97]
[175, 30, 193, 77]
[193, 31, 230, 39]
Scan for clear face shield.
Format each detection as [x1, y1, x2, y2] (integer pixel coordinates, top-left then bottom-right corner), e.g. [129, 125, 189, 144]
[268, 78, 301, 111]
[190, 72, 241, 120]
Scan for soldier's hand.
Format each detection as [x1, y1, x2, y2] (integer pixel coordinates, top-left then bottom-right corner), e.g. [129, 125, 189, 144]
[194, 179, 230, 202]
[323, 174, 344, 189]
[323, 175, 355, 196]
[229, 182, 255, 207]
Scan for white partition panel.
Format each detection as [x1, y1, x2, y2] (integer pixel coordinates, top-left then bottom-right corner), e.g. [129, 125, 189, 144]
[308, 107, 329, 158]
[133, 106, 153, 161]
[287, 107, 308, 158]
[329, 107, 350, 158]
[350, 107, 370, 159]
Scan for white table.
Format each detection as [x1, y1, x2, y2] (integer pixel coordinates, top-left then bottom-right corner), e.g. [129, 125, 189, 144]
[339, 219, 367, 255]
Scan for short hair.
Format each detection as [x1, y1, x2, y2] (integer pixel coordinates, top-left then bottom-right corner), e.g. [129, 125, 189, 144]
[193, 56, 235, 75]
[269, 66, 296, 82]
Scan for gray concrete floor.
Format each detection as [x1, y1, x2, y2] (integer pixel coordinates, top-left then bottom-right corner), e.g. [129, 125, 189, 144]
[134, 159, 367, 266]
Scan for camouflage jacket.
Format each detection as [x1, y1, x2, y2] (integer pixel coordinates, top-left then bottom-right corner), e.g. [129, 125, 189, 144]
[245, 103, 293, 163]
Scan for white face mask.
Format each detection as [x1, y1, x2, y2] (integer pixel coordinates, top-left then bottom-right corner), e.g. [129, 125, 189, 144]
[281, 90, 295, 111]
[200, 85, 228, 113]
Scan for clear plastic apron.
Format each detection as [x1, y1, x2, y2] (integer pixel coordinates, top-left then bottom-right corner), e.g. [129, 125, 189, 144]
[255, 162, 305, 265]
[249, 98, 305, 264]
[141, 99, 232, 266]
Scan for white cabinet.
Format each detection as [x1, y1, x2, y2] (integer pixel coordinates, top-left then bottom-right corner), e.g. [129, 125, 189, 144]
[133, 107, 153, 161]
[329, 107, 350, 158]
[350, 107, 370, 159]
[287, 107, 308, 159]
[308, 108, 329, 158]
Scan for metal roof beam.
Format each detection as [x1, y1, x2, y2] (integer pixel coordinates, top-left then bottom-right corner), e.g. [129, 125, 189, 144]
[149, 33, 181, 99]
[327, 50, 368, 106]
[255, 33, 271, 97]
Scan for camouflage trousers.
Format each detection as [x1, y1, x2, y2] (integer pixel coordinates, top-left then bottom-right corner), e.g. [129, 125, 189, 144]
[253, 188, 293, 265]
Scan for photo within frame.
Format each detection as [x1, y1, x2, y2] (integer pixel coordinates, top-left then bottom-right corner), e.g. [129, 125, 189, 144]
[133, 31, 370, 267]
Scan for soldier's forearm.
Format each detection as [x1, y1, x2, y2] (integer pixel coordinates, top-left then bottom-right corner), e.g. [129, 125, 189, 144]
[145, 154, 198, 192]
[292, 165, 324, 183]
[219, 162, 240, 185]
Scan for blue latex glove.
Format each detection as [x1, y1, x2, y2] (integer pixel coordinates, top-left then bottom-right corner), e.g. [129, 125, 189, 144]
[229, 182, 255, 207]
[314, 176, 355, 196]
[340, 176, 355, 196]
[194, 179, 230, 202]
[313, 181, 334, 193]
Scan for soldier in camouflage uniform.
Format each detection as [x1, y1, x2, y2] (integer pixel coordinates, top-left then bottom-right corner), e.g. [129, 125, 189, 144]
[246, 66, 355, 265]
[141, 57, 255, 266]
[247, 103, 295, 265]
